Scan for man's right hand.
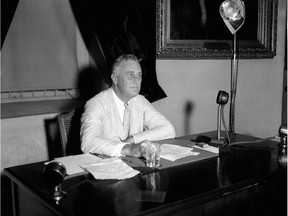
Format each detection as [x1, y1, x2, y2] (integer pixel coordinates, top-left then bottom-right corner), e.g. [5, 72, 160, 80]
[121, 140, 160, 159]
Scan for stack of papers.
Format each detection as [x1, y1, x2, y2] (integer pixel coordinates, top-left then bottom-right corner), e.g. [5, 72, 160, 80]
[51, 153, 103, 175]
[160, 144, 200, 161]
[49, 154, 139, 180]
[81, 158, 140, 180]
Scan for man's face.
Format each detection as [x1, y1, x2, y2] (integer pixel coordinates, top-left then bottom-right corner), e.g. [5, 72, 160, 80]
[112, 60, 142, 102]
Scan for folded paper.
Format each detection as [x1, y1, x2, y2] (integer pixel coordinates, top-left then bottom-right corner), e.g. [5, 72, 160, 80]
[160, 144, 199, 161]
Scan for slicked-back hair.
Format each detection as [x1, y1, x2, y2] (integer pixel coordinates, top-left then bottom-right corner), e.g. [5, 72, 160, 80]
[111, 54, 140, 75]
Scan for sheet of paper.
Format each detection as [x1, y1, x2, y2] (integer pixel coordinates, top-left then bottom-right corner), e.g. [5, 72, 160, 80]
[193, 145, 219, 154]
[160, 144, 200, 161]
[81, 158, 140, 180]
[52, 153, 104, 175]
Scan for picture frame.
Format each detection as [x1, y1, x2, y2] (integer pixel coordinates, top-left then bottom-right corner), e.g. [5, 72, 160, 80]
[156, 0, 278, 59]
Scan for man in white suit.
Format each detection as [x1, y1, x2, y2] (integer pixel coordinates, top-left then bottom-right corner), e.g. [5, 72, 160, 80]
[80, 54, 175, 157]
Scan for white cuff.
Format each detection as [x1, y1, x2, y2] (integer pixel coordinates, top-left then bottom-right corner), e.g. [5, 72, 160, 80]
[111, 142, 128, 157]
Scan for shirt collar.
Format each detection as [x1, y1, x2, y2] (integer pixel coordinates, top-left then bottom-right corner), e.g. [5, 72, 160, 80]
[112, 89, 132, 106]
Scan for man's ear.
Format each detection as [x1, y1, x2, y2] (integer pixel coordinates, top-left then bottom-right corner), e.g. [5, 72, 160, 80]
[111, 74, 117, 85]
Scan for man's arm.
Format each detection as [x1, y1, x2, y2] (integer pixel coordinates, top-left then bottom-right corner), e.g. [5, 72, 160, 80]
[80, 99, 145, 158]
[132, 97, 176, 143]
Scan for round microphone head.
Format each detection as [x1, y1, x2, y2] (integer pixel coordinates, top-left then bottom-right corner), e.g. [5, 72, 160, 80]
[219, 0, 245, 34]
[216, 91, 229, 105]
[220, 0, 242, 21]
[42, 161, 66, 187]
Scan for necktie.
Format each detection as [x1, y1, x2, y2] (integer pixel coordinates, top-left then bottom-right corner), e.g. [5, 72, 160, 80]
[123, 103, 130, 138]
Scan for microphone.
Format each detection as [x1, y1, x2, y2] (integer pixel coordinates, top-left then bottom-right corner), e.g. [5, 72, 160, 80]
[219, 0, 245, 136]
[210, 91, 230, 147]
[217, 90, 229, 105]
[42, 161, 67, 203]
[219, 0, 245, 34]
[278, 124, 287, 166]
[216, 91, 229, 141]
[278, 124, 287, 152]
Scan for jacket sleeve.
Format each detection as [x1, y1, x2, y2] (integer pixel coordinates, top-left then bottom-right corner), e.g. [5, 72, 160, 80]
[132, 97, 176, 143]
[80, 98, 124, 157]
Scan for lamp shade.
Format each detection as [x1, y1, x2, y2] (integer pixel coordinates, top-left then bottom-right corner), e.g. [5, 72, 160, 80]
[219, 0, 245, 34]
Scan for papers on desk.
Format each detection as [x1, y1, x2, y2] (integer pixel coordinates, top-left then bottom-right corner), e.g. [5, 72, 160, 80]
[160, 144, 200, 161]
[81, 158, 140, 180]
[193, 144, 219, 154]
[51, 153, 103, 175]
[48, 154, 139, 180]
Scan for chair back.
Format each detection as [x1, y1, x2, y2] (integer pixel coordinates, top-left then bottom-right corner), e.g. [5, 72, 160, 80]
[57, 105, 84, 156]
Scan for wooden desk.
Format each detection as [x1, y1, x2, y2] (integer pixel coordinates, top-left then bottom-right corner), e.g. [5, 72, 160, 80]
[3, 132, 287, 216]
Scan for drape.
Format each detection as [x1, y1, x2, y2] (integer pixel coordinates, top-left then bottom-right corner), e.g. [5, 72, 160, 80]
[2, 0, 166, 102]
[70, 0, 166, 102]
[1, 0, 78, 91]
[1, 0, 19, 48]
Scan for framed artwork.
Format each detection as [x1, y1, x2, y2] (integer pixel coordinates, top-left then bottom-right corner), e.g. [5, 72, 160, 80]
[156, 0, 278, 59]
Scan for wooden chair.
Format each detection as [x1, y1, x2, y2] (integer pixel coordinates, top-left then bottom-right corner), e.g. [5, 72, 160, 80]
[57, 105, 84, 156]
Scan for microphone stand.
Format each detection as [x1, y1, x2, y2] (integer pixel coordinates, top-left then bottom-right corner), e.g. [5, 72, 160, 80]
[229, 33, 237, 141]
[217, 104, 223, 141]
[211, 90, 229, 147]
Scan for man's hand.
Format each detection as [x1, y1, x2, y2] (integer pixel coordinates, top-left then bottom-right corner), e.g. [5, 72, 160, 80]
[120, 140, 160, 159]
[121, 143, 142, 157]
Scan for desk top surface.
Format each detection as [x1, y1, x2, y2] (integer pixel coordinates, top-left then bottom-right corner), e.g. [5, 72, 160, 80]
[4, 132, 287, 216]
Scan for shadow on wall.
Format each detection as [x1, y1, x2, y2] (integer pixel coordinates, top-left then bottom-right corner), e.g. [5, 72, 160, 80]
[184, 101, 194, 136]
[77, 66, 110, 102]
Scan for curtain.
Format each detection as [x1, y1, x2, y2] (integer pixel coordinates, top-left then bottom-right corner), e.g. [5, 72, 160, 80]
[70, 0, 166, 102]
[1, 0, 19, 48]
[2, 0, 166, 102]
[1, 0, 78, 91]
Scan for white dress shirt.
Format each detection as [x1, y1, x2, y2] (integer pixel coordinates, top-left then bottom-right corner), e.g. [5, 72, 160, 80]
[111, 90, 130, 156]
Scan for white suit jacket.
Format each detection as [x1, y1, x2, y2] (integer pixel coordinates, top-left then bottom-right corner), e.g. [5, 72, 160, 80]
[80, 88, 175, 156]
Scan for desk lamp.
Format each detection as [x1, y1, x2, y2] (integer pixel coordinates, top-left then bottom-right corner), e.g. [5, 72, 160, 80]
[219, 0, 245, 139]
[42, 161, 67, 203]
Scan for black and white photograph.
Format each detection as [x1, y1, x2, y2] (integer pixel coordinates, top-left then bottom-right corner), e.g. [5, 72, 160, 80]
[1, 0, 286, 216]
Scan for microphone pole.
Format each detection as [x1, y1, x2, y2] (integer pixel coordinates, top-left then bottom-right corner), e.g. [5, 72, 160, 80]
[229, 33, 237, 138]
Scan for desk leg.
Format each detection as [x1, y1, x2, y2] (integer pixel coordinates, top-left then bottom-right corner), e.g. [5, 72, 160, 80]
[10, 181, 19, 216]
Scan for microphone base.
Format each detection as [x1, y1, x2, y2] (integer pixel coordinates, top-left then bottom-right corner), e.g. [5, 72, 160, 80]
[210, 139, 225, 148]
[210, 139, 230, 156]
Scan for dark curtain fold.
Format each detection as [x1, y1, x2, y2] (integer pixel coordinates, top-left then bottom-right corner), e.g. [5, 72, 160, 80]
[69, 0, 166, 102]
[1, 0, 19, 49]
